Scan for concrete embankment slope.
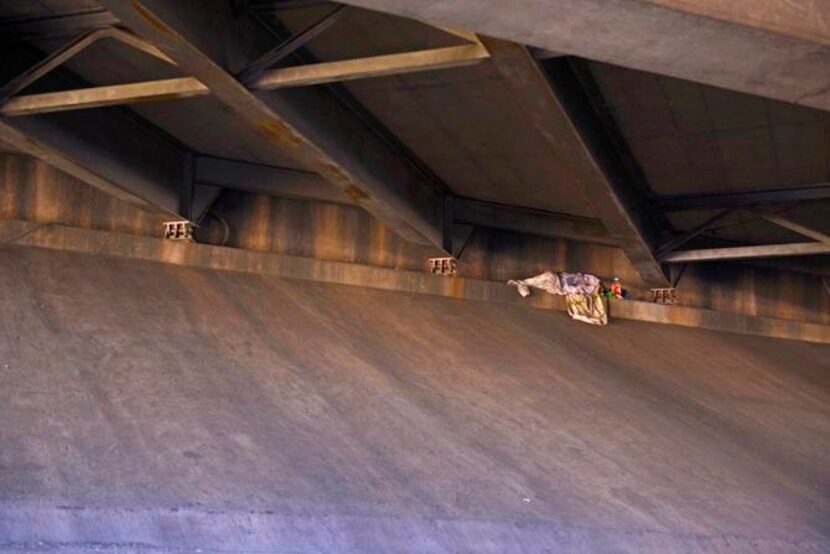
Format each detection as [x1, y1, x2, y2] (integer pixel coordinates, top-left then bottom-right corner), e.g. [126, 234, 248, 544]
[0, 246, 828, 553]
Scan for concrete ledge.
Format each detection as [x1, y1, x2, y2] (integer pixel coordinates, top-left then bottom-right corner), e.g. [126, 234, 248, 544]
[1, 219, 828, 344]
[610, 300, 830, 345]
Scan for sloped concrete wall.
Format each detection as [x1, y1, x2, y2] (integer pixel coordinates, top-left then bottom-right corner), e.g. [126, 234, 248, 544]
[0, 246, 827, 553]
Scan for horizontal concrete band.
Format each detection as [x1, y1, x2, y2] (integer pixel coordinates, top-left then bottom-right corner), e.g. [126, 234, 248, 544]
[1, 502, 825, 554]
[1, 219, 828, 344]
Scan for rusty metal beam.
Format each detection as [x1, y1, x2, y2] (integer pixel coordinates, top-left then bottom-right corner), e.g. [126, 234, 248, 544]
[0, 29, 104, 102]
[98, 0, 450, 250]
[250, 43, 489, 89]
[0, 40, 190, 216]
[236, 5, 349, 85]
[480, 38, 668, 286]
[1, 43, 489, 116]
[339, 0, 830, 111]
[0, 25, 179, 121]
[655, 209, 734, 258]
[195, 156, 617, 245]
[454, 198, 615, 246]
[663, 242, 830, 263]
[192, 185, 223, 224]
[95, 26, 175, 64]
[1, 78, 206, 115]
[0, 26, 172, 103]
[655, 184, 830, 212]
[195, 155, 353, 204]
[757, 213, 830, 245]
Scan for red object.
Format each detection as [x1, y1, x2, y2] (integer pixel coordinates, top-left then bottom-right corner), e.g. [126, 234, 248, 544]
[612, 281, 623, 297]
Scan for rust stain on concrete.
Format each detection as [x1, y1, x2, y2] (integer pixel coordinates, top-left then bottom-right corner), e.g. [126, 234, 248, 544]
[344, 184, 370, 203]
[256, 120, 301, 148]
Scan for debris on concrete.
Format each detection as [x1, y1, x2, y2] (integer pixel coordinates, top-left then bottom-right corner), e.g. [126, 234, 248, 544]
[508, 271, 607, 325]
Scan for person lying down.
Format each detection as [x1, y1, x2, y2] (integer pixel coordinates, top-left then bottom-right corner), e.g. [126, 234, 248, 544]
[508, 271, 608, 326]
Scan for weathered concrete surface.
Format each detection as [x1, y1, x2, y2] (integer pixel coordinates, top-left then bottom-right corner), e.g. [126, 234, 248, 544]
[0, 247, 828, 553]
[340, 0, 830, 112]
[2, 219, 829, 343]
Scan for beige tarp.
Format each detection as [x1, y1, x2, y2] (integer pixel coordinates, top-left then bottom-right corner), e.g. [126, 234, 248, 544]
[508, 271, 608, 326]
